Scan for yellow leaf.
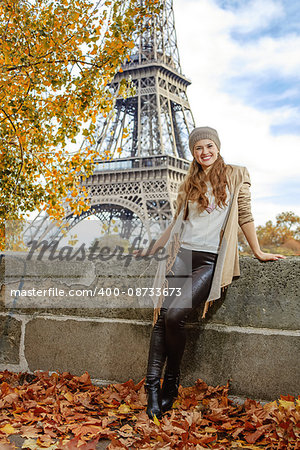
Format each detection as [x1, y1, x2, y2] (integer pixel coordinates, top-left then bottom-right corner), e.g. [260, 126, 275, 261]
[153, 414, 160, 426]
[118, 403, 131, 414]
[0, 423, 16, 435]
[278, 399, 295, 410]
[64, 392, 73, 402]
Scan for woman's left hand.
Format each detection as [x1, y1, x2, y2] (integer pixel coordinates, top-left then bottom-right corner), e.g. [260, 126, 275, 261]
[254, 250, 287, 261]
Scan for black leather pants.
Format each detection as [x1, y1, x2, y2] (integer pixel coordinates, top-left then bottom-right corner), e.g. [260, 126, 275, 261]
[146, 247, 218, 381]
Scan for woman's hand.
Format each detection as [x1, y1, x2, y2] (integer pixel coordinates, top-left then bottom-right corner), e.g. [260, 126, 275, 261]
[241, 222, 287, 262]
[254, 250, 287, 262]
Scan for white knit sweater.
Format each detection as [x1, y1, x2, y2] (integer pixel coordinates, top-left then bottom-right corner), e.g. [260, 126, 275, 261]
[181, 183, 230, 253]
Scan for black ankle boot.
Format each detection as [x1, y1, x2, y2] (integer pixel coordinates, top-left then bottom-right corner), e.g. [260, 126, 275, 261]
[161, 371, 180, 413]
[145, 378, 162, 420]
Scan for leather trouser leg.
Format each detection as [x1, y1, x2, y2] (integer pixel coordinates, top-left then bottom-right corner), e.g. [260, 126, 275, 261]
[145, 248, 217, 416]
[163, 248, 217, 374]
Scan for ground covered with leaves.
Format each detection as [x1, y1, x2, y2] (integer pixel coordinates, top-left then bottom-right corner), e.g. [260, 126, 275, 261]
[0, 370, 298, 449]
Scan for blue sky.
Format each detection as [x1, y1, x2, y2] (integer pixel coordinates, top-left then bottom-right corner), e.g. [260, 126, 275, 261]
[174, 0, 300, 225]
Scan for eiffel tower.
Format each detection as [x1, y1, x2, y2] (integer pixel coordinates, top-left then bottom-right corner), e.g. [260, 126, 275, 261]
[25, 0, 195, 246]
[75, 0, 195, 245]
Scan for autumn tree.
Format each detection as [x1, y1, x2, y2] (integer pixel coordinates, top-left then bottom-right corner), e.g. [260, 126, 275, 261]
[0, 0, 160, 248]
[239, 211, 300, 256]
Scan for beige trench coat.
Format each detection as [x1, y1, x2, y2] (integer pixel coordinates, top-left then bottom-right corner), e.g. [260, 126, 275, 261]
[151, 164, 254, 326]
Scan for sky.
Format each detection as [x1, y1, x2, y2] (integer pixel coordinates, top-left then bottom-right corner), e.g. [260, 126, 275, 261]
[173, 0, 300, 226]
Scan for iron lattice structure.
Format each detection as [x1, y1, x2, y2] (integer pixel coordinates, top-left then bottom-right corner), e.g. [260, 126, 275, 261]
[25, 0, 195, 246]
[94, 0, 194, 160]
[79, 0, 195, 244]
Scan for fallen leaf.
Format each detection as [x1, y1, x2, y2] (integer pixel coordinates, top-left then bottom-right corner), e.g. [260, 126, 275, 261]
[22, 438, 42, 449]
[0, 424, 16, 435]
[244, 428, 265, 444]
[204, 426, 218, 433]
[117, 404, 130, 414]
[153, 414, 161, 426]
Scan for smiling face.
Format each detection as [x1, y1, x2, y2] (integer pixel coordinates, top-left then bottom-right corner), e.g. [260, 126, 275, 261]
[193, 139, 219, 169]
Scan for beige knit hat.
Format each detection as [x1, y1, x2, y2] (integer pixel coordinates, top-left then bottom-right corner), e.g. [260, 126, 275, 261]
[189, 127, 221, 153]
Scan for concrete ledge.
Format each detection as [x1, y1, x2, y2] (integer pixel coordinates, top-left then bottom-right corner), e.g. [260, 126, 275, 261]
[0, 257, 300, 330]
[1, 256, 299, 329]
[204, 257, 300, 330]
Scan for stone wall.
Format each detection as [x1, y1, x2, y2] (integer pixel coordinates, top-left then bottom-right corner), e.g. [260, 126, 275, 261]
[0, 254, 299, 401]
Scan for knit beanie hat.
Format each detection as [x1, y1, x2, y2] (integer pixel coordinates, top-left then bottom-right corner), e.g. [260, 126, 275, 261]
[189, 127, 221, 153]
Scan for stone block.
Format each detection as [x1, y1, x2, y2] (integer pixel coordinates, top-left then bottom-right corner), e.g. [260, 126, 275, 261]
[0, 315, 21, 364]
[183, 327, 300, 400]
[203, 257, 300, 330]
[25, 318, 151, 382]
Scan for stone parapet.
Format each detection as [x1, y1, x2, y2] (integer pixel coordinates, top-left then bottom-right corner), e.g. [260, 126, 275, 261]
[0, 255, 299, 401]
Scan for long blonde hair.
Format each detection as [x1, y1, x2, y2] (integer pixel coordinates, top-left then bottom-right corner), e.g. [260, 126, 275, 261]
[175, 155, 232, 220]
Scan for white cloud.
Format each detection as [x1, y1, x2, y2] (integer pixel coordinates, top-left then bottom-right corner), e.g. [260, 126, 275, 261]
[253, 200, 300, 226]
[174, 0, 300, 225]
[270, 105, 300, 125]
[232, 35, 300, 77]
[229, 0, 284, 33]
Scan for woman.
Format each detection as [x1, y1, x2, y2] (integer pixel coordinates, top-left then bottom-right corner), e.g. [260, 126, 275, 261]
[134, 126, 285, 421]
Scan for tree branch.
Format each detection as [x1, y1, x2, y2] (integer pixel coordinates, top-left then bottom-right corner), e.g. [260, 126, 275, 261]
[0, 108, 24, 200]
